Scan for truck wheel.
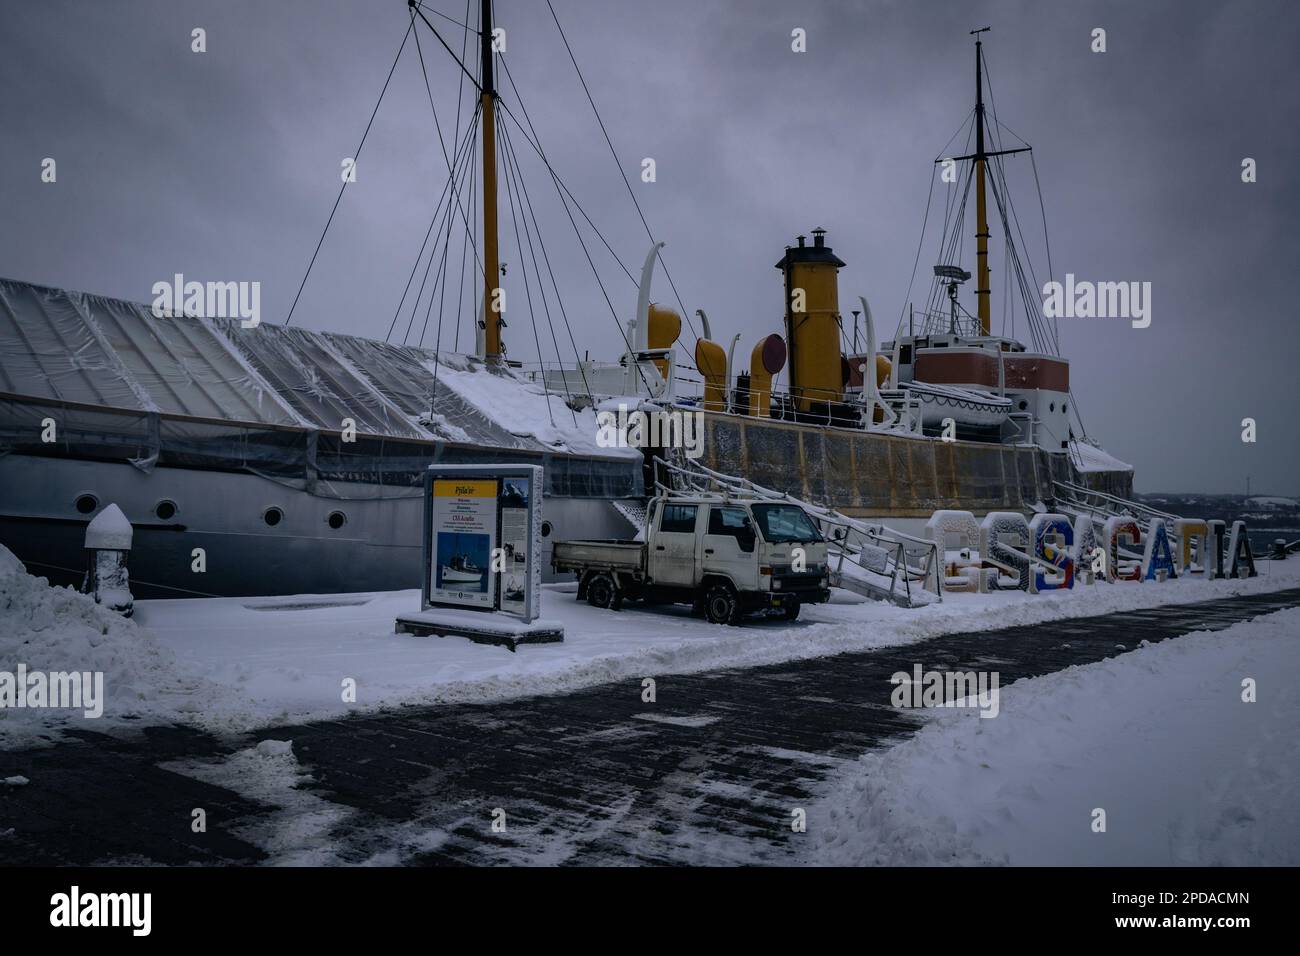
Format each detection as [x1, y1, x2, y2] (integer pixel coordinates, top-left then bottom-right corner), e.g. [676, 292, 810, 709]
[585, 572, 618, 610]
[779, 600, 801, 622]
[703, 584, 739, 625]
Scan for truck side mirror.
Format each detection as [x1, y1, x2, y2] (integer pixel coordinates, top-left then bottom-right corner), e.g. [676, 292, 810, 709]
[737, 525, 756, 552]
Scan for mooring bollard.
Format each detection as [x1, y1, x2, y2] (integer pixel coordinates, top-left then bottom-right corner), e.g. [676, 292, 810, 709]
[1272, 538, 1288, 560]
[83, 503, 134, 617]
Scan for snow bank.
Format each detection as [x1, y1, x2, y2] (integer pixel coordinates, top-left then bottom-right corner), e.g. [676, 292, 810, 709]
[121, 556, 1300, 740]
[0, 544, 237, 749]
[803, 607, 1300, 866]
[8, 534, 1300, 750]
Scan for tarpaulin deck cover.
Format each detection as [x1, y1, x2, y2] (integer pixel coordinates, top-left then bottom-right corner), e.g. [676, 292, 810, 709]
[701, 411, 1133, 516]
[0, 278, 641, 498]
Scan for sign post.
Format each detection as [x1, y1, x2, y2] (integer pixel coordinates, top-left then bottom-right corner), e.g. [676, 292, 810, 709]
[399, 463, 560, 649]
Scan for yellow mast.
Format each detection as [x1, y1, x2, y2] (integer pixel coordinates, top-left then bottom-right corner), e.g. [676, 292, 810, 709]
[480, 0, 502, 363]
[975, 163, 990, 334]
[973, 29, 991, 336]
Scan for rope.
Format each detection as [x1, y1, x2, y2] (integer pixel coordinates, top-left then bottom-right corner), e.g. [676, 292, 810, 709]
[498, 117, 591, 407]
[543, 0, 700, 346]
[286, 17, 414, 327]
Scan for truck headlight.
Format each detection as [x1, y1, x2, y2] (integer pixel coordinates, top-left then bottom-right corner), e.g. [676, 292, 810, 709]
[772, 579, 782, 590]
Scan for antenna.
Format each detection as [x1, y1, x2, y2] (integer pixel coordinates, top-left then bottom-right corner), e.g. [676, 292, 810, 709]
[934, 265, 971, 334]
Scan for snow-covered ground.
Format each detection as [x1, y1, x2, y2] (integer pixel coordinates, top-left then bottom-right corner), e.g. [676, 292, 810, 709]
[4, 541, 1300, 748]
[803, 606, 1300, 866]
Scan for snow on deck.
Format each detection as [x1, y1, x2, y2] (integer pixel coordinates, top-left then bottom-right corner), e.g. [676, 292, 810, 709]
[804, 605, 1300, 865]
[426, 354, 638, 459]
[1069, 439, 1133, 474]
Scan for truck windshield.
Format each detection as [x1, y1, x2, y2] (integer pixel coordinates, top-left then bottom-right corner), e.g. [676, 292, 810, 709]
[750, 504, 822, 544]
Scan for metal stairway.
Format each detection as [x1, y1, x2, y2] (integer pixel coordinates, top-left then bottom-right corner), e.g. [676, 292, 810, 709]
[1052, 479, 1182, 568]
[654, 457, 942, 607]
[1052, 480, 1178, 527]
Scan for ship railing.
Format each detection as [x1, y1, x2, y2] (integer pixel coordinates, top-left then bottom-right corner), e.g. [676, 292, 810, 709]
[911, 308, 984, 339]
[1053, 480, 1179, 525]
[1053, 479, 1193, 564]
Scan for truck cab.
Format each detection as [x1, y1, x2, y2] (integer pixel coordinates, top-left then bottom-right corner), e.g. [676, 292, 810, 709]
[553, 496, 831, 624]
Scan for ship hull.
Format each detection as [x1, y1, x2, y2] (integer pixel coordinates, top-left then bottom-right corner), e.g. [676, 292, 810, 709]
[0, 455, 631, 599]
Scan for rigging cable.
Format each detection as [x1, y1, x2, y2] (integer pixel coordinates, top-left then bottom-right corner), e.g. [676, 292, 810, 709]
[498, 115, 593, 403]
[497, 115, 559, 425]
[543, 0, 700, 346]
[386, 116, 479, 342]
[432, 0, 476, 390]
[493, 81, 652, 394]
[496, 58, 636, 286]
[286, 17, 415, 327]
[411, 5, 484, 280]
[417, 113, 482, 348]
[404, 113, 478, 345]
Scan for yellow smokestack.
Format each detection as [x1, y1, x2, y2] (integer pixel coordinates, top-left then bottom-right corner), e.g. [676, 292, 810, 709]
[777, 228, 845, 413]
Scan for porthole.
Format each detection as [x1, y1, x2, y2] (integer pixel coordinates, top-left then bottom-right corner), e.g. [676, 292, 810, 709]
[155, 499, 177, 521]
[541, 520, 553, 538]
[75, 494, 98, 515]
[1017, 400, 1028, 411]
[327, 511, 347, 530]
[1062, 402, 1068, 413]
[1049, 402, 1056, 413]
[263, 506, 284, 527]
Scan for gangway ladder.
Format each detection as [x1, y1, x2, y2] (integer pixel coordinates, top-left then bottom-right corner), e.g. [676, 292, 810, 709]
[653, 457, 942, 607]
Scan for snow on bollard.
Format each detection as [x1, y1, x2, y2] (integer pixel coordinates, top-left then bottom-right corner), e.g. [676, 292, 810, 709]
[83, 503, 134, 617]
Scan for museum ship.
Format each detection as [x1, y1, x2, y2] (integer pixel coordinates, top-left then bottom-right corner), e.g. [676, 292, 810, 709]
[0, 8, 1130, 597]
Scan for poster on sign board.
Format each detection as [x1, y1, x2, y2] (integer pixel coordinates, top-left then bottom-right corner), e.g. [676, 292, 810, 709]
[498, 476, 531, 616]
[430, 478, 498, 609]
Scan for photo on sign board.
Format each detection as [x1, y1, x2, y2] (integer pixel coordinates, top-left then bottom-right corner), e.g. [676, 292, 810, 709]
[500, 478, 529, 509]
[435, 532, 490, 593]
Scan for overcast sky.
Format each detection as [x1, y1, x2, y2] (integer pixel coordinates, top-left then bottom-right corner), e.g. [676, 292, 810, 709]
[2, 0, 1298, 494]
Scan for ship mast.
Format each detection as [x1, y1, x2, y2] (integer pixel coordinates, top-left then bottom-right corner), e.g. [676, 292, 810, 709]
[480, 0, 503, 363]
[955, 28, 1029, 337]
[973, 28, 991, 336]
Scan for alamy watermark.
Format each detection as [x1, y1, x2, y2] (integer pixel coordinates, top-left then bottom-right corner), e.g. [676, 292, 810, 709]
[50, 886, 151, 936]
[151, 273, 261, 328]
[596, 403, 704, 460]
[1042, 274, 1151, 329]
[0, 665, 103, 718]
[890, 664, 1000, 718]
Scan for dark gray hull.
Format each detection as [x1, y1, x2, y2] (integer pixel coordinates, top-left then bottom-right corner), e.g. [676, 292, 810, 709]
[0, 455, 631, 599]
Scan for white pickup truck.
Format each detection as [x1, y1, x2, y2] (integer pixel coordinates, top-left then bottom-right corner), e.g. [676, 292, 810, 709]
[551, 496, 831, 624]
